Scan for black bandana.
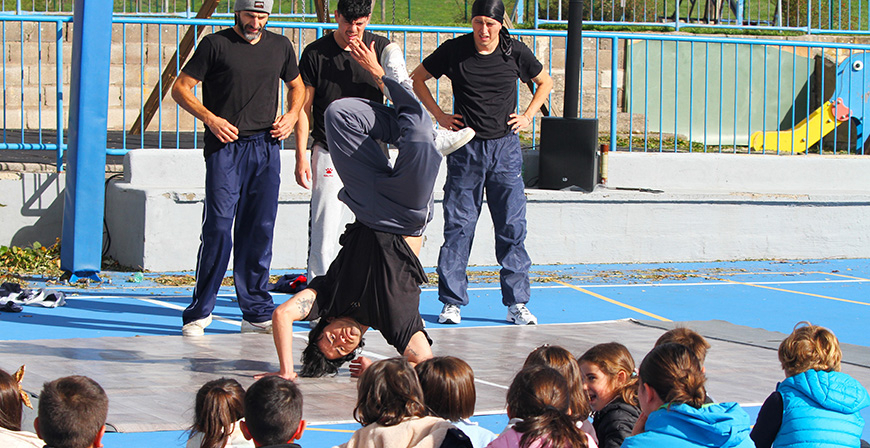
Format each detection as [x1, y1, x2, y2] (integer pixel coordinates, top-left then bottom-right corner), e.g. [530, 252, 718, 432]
[471, 0, 512, 59]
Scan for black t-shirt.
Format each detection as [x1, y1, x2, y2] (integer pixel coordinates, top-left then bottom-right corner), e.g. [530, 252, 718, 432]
[305, 222, 431, 354]
[750, 391, 783, 448]
[299, 31, 390, 147]
[421, 33, 543, 140]
[182, 28, 300, 153]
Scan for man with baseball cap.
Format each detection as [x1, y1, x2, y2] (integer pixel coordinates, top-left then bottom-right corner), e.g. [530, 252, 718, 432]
[172, 0, 305, 336]
[411, 0, 552, 326]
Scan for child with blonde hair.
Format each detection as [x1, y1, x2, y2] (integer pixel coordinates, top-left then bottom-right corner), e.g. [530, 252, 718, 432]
[488, 365, 592, 448]
[577, 342, 640, 448]
[750, 322, 870, 448]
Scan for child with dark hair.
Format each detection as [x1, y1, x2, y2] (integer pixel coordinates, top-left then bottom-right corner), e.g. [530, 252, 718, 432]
[240, 376, 305, 447]
[414, 357, 496, 448]
[186, 378, 253, 448]
[750, 322, 870, 448]
[577, 342, 640, 448]
[488, 365, 593, 448]
[35, 375, 108, 448]
[622, 343, 754, 448]
[340, 358, 458, 448]
[523, 345, 596, 443]
[0, 367, 43, 448]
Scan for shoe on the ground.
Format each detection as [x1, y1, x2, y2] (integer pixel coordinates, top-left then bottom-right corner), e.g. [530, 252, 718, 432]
[438, 303, 462, 324]
[380, 42, 413, 102]
[507, 304, 537, 325]
[241, 319, 272, 334]
[434, 127, 475, 156]
[182, 314, 212, 336]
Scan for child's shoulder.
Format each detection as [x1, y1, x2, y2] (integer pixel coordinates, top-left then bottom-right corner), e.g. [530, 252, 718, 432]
[600, 398, 641, 419]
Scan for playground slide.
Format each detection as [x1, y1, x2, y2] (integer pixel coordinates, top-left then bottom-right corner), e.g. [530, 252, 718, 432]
[749, 100, 841, 154]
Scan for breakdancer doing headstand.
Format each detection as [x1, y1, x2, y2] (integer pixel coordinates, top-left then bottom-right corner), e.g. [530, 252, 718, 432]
[256, 39, 441, 380]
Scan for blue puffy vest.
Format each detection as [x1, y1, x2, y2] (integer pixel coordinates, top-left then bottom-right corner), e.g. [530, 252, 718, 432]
[773, 370, 869, 448]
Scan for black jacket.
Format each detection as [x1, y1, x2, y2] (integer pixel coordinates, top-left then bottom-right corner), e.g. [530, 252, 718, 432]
[592, 398, 641, 448]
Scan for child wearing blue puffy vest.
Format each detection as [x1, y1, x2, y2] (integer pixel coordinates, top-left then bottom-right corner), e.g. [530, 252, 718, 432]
[751, 322, 870, 448]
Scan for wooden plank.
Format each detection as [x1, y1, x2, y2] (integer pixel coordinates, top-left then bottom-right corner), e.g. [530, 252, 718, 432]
[129, 0, 221, 135]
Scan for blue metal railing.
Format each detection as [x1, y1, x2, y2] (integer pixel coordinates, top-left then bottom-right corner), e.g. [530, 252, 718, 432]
[533, 0, 870, 34]
[2, 15, 869, 172]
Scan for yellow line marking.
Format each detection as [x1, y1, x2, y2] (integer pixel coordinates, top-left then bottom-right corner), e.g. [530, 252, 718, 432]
[809, 271, 870, 282]
[554, 280, 672, 322]
[305, 427, 356, 433]
[713, 278, 870, 306]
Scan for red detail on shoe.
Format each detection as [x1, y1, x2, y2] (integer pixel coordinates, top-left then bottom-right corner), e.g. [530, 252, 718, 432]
[324, 167, 336, 177]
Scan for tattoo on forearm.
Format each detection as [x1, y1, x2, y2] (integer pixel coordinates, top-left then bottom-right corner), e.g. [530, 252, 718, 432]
[408, 348, 419, 357]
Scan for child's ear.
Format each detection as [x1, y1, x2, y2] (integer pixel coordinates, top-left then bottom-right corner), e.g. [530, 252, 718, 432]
[616, 369, 628, 384]
[292, 420, 307, 441]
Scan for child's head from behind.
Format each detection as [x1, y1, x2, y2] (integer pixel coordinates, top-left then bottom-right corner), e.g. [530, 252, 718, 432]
[243, 376, 304, 446]
[36, 375, 108, 448]
[778, 321, 842, 377]
[655, 327, 710, 366]
[414, 356, 475, 422]
[0, 367, 23, 431]
[354, 357, 427, 427]
[638, 343, 706, 411]
[523, 344, 592, 420]
[190, 378, 245, 448]
[578, 342, 638, 411]
[507, 365, 588, 448]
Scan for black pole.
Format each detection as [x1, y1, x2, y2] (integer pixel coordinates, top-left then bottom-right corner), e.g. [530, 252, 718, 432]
[564, 0, 583, 118]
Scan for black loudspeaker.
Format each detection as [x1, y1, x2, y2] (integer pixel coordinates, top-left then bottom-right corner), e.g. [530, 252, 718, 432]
[538, 117, 599, 191]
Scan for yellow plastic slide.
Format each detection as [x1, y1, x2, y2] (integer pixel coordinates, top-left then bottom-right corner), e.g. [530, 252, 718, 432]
[749, 101, 841, 154]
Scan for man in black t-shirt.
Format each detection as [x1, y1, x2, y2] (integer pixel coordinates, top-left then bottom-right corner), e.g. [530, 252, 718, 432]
[411, 0, 552, 327]
[256, 45, 443, 380]
[171, 0, 304, 337]
[294, 0, 391, 286]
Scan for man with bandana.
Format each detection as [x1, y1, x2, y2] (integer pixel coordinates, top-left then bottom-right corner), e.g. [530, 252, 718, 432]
[411, 0, 553, 326]
[172, 0, 305, 336]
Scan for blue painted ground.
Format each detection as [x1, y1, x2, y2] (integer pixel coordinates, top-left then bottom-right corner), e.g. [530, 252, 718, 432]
[2, 258, 869, 446]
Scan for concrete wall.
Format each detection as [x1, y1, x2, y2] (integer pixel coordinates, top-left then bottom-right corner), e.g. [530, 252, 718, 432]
[3, 150, 869, 271]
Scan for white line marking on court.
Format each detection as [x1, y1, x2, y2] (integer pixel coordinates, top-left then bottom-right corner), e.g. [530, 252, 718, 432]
[135, 297, 242, 326]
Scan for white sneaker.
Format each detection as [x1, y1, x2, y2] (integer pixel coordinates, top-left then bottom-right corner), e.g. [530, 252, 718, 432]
[182, 314, 212, 336]
[380, 43, 413, 102]
[507, 304, 537, 325]
[241, 319, 273, 334]
[434, 127, 475, 156]
[438, 304, 462, 324]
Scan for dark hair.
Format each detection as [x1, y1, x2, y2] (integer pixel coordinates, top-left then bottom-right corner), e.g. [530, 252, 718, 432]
[354, 358, 428, 427]
[244, 376, 303, 446]
[0, 368, 23, 431]
[655, 327, 711, 365]
[415, 356, 476, 421]
[506, 366, 588, 448]
[524, 345, 592, 421]
[336, 0, 372, 21]
[37, 375, 108, 448]
[300, 318, 364, 378]
[639, 343, 707, 409]
[578, 342, 639, 406]
[188, 378, 245, 448]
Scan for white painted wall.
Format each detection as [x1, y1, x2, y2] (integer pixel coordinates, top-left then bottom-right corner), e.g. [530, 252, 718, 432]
[3, 150, 869, 271]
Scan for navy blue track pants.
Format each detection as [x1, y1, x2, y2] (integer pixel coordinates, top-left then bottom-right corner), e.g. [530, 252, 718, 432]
[183, 132, 279, 324]
[436, 133, 532, 307]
